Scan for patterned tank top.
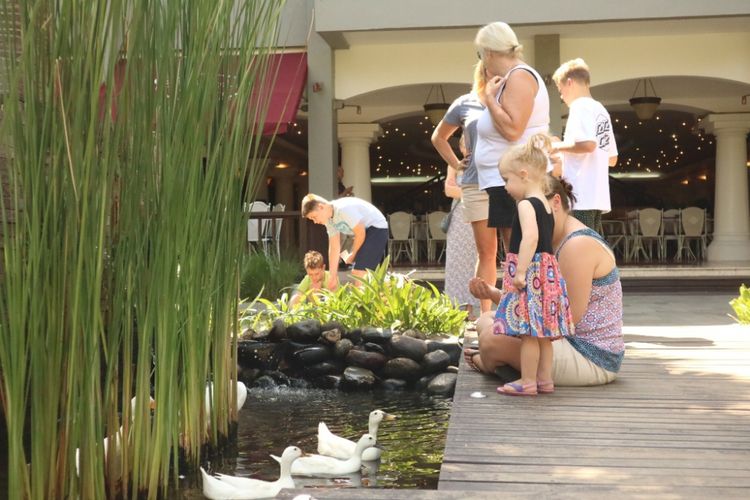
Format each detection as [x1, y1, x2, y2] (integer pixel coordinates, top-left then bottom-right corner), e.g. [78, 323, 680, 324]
[555, 228, 625, 372]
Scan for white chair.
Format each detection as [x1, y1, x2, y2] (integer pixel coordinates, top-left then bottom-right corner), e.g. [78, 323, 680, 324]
[247, 201, 270, 251]
[662, 209, 681, 261]
[601, 219, 628, 261]
[387, 211, 415, 264]
[629, 208, 663, 262]
[676, 207, 707, 261]
[426, 211, 448, 263]
[262, 203, 285, 256]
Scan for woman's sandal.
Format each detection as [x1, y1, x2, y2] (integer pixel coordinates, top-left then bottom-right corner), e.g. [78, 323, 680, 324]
[497, 381, 538, 396]
[537, 380, 555, 394]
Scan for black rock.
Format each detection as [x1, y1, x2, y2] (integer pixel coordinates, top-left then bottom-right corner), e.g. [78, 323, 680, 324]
[304, 360, 344, 377]
[286, 319, 322, 343]
[321, 321, 346, 334]
[238, 367, 262, 386]
[415, 374, 438, 390]
[289, 378, 312, 389]
[445, 365, 459, 374]
[268, 319, 287, 342]
[345, 349, 387, 371]
[421, 349, 451, 374]
[402, 328, 427, 340]
[341, 367, 377, 390]
[427, 373, 457, 396]
[320, 328, 342, 345]
[382, 378, 407, 391]
[291, 345, 331, 366]
[237, 340, 286, 371]
[364, 342, 386, 355]
[334, 339, 354, 359]
[427, 338, 462, 366]
[252, 375, 277, 389]
[383, 357, 422, 381]
[343, 328, 362, 345]
[389, 335, 428, 362]
[361, 327, 393, 344]
[264, 370, 292, 386]
[312, 375, 341, 390]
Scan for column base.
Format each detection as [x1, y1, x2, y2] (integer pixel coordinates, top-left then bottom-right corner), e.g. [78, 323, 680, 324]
[707, 235, 750, 262]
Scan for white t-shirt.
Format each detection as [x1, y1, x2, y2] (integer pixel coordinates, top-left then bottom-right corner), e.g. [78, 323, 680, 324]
[325, 197, 387, 236]
[474, 64, 549, 190]
[562, 97, 618, 212]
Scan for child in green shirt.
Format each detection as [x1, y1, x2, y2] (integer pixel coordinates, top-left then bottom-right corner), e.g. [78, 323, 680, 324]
[289, 251, 331, 307]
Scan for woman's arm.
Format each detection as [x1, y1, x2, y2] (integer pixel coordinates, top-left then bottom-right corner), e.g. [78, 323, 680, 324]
[444, 166, 462, 199]
[513, 200, 538, 288]
[431, 120, 462, 170]
[485, 71, 537, 142]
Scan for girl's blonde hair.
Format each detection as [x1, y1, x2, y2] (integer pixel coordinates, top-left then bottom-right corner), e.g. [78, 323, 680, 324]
[301, 193, 328, 216]
[500, 133, 552, 181]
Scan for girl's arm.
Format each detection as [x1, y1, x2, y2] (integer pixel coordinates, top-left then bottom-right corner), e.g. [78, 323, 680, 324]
[513, 199, 538, 288]
[485, 71, 537, 142]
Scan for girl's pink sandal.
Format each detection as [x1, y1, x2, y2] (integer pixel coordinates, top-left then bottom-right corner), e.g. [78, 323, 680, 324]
[497, 382, 538, 396]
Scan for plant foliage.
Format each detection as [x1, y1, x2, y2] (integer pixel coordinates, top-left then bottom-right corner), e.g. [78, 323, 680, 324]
[0, 1, 286, 498]
[240, 250, 303, 301]
[246, 258, 468, 337]
[730, 284, 750, 325]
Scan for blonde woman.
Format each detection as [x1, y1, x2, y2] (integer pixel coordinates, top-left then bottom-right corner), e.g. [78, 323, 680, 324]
[473, 21, 550, 253]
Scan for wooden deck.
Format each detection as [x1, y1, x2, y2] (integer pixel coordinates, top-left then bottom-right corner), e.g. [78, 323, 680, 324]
[440, 322, 750, 497]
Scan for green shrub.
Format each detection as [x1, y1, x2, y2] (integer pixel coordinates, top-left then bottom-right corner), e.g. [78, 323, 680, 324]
[730, 284, 750, 325]
[245, 258, 468, 337]
[240, 251, 303, 301]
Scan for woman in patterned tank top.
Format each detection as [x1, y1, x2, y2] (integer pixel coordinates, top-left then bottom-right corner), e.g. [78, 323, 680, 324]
[467, 176, 624, 387]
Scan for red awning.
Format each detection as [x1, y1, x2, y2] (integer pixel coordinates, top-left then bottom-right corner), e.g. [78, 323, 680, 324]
[254, 52, 307, 136]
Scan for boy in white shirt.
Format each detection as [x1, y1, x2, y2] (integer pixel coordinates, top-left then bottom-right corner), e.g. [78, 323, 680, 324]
[551, 58, 618, 232]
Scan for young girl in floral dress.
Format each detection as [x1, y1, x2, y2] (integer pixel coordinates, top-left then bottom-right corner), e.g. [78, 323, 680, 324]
[494, 134, 575, 396]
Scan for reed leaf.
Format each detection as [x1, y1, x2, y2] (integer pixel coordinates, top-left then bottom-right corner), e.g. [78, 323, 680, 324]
[0, 0, 287, 498]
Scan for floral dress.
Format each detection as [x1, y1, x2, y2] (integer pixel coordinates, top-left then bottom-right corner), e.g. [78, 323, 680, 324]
[494, 197, 574, 339]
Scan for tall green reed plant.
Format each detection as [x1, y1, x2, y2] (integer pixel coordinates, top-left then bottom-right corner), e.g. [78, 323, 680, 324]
[0, 1, 287, 498]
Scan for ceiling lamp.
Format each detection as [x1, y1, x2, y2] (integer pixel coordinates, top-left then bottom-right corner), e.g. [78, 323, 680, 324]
[629, 78, 661, 120]
[423, 85, 450, 126]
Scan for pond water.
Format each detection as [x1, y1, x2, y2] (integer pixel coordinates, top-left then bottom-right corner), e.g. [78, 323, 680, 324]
[177, 387, 452, 497]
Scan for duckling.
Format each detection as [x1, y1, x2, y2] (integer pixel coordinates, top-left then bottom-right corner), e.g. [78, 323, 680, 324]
[201, 446, 301, 500]
[274, 434, 375, 476]
[317, 409, 395, 461]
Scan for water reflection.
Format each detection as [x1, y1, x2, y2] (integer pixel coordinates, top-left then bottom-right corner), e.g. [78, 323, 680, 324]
[178, 387, 451, 497]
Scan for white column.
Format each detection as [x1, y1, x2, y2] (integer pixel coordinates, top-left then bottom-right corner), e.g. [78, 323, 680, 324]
[338, 123, 382, 203]
[702, 113, 750, 263]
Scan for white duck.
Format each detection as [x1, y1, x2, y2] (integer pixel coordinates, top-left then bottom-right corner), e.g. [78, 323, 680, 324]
[273, 434, 375, 476]
[205, 381, 248, 415]
[200, 446, 302, 500]
[317, 409, 395, 461]
[75, 396, 156, 476]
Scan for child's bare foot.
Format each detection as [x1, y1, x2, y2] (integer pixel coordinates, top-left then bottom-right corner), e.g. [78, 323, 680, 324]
[463, 348, 486, 373]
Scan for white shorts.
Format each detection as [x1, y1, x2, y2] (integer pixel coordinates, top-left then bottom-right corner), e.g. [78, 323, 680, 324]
[552, 338, 617, 386]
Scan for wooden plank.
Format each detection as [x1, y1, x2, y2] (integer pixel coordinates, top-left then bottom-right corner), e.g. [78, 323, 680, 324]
[439, 322, 750, 497]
